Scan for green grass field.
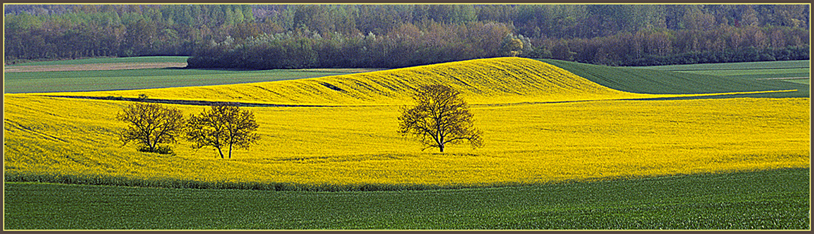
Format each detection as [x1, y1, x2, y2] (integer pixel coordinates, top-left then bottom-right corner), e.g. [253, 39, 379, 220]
[541, 59, 810, 98]
[667, 68, 808, 80]
[3, 56, 381, 93]
[641, 60, 810, 84]
[4, 68, 373, 93]
[640, 60, 809, 71]
[5, 56, 189, 66]
[784, 79, 810, 85]
[4, 168, 808, 230]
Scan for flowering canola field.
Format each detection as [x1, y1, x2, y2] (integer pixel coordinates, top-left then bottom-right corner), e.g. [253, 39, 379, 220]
[46, 57, 742, 105]
[4, 58, 809, 189]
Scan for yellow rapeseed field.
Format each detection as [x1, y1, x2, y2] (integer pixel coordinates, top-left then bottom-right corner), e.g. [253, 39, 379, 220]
[46, 57, 662, 105]
[4, 58, 809, 188]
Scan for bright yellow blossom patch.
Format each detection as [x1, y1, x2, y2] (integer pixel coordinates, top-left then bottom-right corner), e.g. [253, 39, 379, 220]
[42, 57, 664, 105]
[4, 58, 809, 188]
[4, 96, 808, 187]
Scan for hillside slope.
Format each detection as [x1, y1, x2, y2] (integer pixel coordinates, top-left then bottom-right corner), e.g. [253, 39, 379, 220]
[46, 57, 658, 105]
[542, 59, 808, 98]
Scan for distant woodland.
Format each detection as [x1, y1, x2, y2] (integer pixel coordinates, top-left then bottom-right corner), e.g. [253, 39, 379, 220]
[4, 5, 810, 68]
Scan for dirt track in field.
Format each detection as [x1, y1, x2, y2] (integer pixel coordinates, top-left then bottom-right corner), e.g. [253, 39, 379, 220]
[4, 62, 187, 72]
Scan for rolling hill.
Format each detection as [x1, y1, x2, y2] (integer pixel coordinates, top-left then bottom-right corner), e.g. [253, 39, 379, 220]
[35, 57, 797, 106]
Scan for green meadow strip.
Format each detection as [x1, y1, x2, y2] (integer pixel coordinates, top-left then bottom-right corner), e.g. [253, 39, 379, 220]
[6, 56, 190, 66]
[541, 59, 809, 98]
[4, 168, 809, 230]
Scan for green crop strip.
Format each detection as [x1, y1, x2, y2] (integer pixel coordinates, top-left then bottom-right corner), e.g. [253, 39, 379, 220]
[4, 168, 809, 230]
[4, 68, 373, 93]
[542, 59, 809, 98]
[6, 56, 190, 66]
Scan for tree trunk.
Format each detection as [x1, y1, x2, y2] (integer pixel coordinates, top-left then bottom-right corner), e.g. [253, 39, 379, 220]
[147, 135, 155, 152]
[228, 143, 233, 159]
[217, 147, 225, 159]
[150, 137, 159, 152]
[438, 133, 445, 153]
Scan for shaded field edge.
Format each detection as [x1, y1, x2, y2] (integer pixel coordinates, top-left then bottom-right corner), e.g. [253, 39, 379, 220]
[4, 62, 187, 73]
[5, 167, 808, 192]
[43, 95, 349, 108]
[41, 89, 800, 108]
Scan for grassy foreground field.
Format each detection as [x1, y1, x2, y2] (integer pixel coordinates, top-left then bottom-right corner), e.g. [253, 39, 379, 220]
[5, 168, 809, 230]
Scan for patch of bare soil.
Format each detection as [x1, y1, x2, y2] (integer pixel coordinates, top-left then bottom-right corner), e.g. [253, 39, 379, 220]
[4, 62, 187, 72]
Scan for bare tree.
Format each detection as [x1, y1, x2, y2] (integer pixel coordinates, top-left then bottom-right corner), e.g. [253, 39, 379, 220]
[398, 84, 483, 152]
[117, 103, 185, 154]
[185, 104, 259, 158]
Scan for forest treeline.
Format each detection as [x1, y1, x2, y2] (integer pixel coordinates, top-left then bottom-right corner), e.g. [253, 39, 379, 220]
[4, 4, 810, 67]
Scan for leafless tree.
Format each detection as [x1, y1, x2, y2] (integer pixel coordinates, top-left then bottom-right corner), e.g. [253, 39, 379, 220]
[117, 103, 185, 154]
[398, 84, 483, 153]
[185, 104, 259, 158]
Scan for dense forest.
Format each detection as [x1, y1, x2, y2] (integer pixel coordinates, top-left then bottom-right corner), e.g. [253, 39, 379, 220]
[4, 4, 810, 68]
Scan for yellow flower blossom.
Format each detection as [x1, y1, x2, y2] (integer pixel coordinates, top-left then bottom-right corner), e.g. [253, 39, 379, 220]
[4, 58, 808, 188]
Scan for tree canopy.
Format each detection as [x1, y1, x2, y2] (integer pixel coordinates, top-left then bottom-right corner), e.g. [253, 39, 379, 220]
[398, 85, 483, 153]
[185, 104, 260, 159]
[117, 103, 185, 154]
[5, 4, 809, 66]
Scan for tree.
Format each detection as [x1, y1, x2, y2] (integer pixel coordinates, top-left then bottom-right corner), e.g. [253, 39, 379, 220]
[185, 104, 260, 158]
[500, 36, 524, 56]
[398, 85, 483, 153]
[117, 103, 185, 154]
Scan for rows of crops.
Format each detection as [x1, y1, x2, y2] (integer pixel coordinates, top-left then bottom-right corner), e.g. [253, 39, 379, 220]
[639, 60, 811, 86]
[541, 59, 809, 97]
[640, 60, 809, 71]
